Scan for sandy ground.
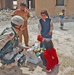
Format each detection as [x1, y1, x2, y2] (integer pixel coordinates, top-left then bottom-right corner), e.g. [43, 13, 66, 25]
[0, 19, 74, 75]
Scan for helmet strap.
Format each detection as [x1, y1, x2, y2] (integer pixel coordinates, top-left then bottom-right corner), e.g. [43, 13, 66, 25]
[11, 22, 21, 30]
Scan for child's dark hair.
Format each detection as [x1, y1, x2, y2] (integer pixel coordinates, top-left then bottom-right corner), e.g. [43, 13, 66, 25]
[62, 9, 65, 12]
[40, 10, 49, 18]
[62, 9, 65, 15]
[44, 40, 53, 49]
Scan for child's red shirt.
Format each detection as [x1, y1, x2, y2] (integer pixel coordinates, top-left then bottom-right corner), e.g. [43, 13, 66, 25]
[44, 47, 58, 70]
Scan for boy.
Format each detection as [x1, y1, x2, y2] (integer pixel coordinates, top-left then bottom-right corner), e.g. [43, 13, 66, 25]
[59, 9, 65, 30]
[11, 2, 30, 47]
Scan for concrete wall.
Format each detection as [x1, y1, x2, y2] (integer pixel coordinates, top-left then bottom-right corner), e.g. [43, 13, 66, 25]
[35, 0, 74, 16]
[17, 0, 35, 9]
[0, 0, 5, 10]
[5, 0, 13, 9]
[26, 0, 35, 9]
[0, 0, 74, 16]
[66, 0, 74, 16]
[0, 0, 35, 10]
[0, 0, 2, 9]
[0, 0, 16, 10]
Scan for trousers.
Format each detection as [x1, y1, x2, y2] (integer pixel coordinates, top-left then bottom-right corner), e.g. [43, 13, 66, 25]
[16, 27, 29, 46]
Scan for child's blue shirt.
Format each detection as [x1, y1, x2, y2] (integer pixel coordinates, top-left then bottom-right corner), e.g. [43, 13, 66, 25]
[39, 18, 52, 38]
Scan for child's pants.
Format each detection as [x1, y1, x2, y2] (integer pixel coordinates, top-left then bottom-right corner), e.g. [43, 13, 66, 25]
[40, 52, 46, 66]
[60, 18, 64, 29]
[16, 27, 29, 46]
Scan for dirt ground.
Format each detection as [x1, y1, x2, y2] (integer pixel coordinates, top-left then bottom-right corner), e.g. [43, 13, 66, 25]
[0, 10, 74, 75]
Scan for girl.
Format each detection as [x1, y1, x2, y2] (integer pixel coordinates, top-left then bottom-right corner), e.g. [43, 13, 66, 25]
[38, 10, 53, 48]
[40, 40, 59, 72]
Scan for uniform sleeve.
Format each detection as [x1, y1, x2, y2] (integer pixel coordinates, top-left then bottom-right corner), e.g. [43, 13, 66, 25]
[27, 11, 30, 18]
[26, 9, 30, 19]
[11, 10, 17, 17]
[49, 20, 54, 32]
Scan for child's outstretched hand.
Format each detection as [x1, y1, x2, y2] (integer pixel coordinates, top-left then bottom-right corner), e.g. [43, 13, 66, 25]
[49, 32, 52, 35]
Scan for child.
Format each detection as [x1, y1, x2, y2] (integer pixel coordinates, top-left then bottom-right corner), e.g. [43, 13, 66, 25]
[11, 2, 30, 47]
[38, 10, 53, 48]
[59, 9, 65, 30]
[40, 40, 59, 72]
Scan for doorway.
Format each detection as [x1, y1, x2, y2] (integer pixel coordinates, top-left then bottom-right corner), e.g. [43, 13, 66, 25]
[26, 0, 35, 9]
